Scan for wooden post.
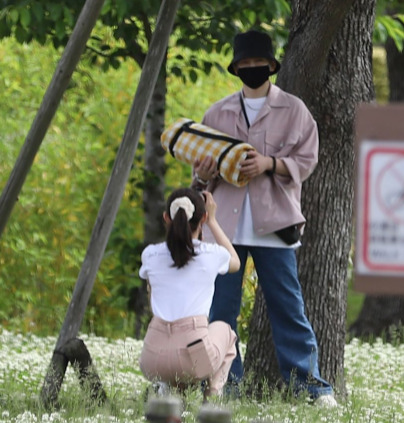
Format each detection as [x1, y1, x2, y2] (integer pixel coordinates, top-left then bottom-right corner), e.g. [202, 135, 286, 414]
[40, 351, 69, 409]
[0, 0, 105, 238]
[41, 338, 107, 410]
[40, 0, 181, 408]
[63, 338, 107, 404]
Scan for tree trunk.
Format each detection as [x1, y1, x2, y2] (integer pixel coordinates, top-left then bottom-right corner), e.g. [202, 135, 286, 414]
[143, 65, 167, 247]
[348, 34, 404, 341]
[244, 0, 375, 397]
[349, 295, 404, 340]
[128, 64, 168, 338]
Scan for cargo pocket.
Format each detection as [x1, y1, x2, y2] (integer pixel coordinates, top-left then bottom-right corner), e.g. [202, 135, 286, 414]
[186, 338, 215, 379]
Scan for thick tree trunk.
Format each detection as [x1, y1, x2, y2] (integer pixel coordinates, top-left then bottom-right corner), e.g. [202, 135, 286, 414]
[348, 34, 404, 341]
[244, 0, 375, 397]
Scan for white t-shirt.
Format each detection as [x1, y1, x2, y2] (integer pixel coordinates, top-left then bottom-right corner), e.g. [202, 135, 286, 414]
[139, 240, 231, 321]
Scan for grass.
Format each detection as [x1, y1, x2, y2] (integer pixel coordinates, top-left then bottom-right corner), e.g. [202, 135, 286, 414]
[1, 328, 403, 423]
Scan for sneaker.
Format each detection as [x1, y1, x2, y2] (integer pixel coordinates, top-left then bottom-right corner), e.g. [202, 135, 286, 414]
[314, 394, 337, 407]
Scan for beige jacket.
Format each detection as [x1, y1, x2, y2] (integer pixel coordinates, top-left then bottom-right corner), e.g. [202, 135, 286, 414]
[201, 84, 319, 241]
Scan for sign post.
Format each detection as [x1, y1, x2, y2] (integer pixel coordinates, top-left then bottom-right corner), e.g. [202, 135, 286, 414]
[354, 104, 404, 294]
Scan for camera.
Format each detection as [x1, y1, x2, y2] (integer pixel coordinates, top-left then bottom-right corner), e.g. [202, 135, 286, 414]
[193, 187, 207, 202]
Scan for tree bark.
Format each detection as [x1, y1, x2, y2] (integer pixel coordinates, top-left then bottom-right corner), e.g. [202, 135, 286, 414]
[244, 0, 375, 397]
[143, 66, 167, 247]
[348, 34, 404, 341]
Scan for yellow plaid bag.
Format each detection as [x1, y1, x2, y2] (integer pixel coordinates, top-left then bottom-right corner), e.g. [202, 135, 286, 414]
[161, 118, 255, 187]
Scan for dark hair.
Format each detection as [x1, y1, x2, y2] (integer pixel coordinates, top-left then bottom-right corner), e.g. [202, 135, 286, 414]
[166, 188, 206, 268]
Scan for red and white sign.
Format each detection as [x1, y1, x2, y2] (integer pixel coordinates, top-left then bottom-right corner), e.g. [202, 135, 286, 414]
[356, 140, 404, 276]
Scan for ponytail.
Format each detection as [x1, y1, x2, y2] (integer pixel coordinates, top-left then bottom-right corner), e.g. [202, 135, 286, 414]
[165, 188, 205, 268]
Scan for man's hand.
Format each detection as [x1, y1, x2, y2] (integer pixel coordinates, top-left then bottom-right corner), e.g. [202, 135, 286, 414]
[240, 150, 273, 178]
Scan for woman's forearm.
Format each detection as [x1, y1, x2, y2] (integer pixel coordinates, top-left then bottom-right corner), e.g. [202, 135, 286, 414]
[207, 219, 240, 273]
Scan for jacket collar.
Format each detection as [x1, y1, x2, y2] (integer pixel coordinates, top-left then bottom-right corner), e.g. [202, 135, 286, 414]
[219, 84, 291, 134]
[266, 84, 290, 108]
[220, 84, 291, 113]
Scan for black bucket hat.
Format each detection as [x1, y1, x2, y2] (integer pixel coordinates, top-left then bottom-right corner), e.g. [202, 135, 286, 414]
[227, 30, 281, 76]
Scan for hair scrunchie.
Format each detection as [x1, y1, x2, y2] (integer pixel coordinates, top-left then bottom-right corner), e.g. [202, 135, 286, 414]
[170, 197, 195, 221]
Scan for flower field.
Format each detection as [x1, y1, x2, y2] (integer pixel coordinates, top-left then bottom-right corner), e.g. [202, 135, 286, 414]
[0, 329, 403, 423]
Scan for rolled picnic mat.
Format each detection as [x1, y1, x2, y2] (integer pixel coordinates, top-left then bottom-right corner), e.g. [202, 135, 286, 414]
[161, 118, 255, 187]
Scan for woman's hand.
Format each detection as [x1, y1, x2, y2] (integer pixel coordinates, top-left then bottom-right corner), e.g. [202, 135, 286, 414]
[193, 156, 218, 182]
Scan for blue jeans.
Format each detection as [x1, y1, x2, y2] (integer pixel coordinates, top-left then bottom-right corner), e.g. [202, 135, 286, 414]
[209, 245, 333, 398]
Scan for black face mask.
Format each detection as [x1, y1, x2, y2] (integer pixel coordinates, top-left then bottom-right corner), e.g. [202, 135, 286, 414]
[237, 65, 270, 89]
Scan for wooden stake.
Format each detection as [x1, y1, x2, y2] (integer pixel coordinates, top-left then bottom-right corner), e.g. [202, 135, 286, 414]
[40, 0, 181, 408]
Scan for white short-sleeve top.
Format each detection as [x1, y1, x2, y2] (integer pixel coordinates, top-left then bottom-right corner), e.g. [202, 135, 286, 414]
[139, 239, 230, 321]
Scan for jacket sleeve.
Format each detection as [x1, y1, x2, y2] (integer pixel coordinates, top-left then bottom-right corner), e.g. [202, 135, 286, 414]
[280, 107, 319, 185]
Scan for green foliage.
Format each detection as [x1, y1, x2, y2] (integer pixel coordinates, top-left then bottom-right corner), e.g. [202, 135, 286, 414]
[0, 0, 291, 79]
[374, 14, 404, 51]
[346, 269, 365, 331]
[238, 258, 257, 343]
[0, 0, 293, 339]
[1, 0, 392, 338]
[167, 0, 290, 82]
[374, 0, 404, 50]
[0, 37, 240, 338]
[0, 1, 80, 46]
[0, 0, 292, 338]
[0, 37, 144, 336]
[373, 46, 390, 103]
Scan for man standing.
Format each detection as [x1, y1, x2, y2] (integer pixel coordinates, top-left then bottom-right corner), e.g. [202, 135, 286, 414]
[192, 29, 337, 406]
